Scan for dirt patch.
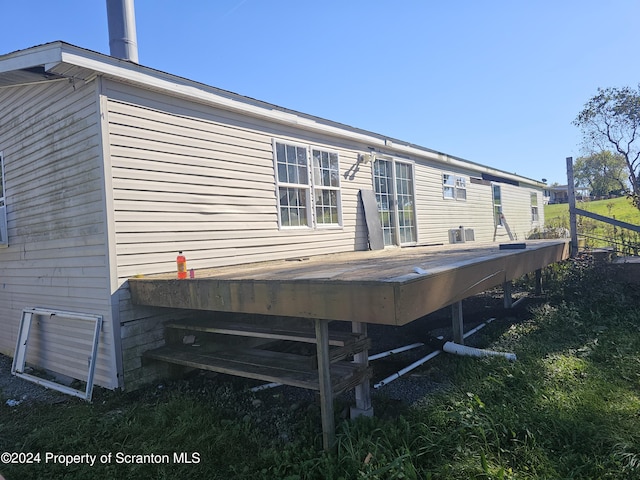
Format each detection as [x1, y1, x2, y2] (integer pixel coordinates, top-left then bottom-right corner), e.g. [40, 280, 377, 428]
[0, 355, 71, 406]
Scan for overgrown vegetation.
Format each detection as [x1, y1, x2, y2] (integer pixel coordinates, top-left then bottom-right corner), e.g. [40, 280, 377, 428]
[1, 258, 639, 479]
[544, 196, 640, 253]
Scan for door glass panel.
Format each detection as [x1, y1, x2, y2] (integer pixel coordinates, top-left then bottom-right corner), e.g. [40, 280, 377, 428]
[395, 162, 416, 244]
[373, 159, 395, 245]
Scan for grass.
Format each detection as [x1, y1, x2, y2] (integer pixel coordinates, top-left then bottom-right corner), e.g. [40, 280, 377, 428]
[544, 196, 640, 252]
[1, 259, 640, 479]
[545, 196, 640, 227]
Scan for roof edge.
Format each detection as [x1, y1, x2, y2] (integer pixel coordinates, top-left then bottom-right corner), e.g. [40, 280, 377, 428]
[0, 41, 546, 188]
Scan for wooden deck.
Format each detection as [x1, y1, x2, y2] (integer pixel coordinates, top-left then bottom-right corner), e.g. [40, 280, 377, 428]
[129, 239, 571, 326]
[129, 239, 570, 451]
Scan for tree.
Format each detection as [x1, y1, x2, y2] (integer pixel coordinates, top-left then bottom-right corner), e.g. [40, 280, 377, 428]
[574, 151, 628, 197]
[574, 85, 640, 210]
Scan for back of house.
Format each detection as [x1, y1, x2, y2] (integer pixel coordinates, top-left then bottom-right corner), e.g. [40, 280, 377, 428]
[0, 42, 546, 392]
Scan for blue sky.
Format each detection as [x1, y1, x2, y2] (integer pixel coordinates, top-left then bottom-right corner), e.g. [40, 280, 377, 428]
[2, 1, 639, 185]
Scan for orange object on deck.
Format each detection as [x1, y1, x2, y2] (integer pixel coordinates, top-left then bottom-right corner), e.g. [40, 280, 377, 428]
[176, 251, 187, 279]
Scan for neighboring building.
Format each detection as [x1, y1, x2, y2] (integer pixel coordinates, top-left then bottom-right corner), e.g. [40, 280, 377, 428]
[544, 185, 591, 204]
[0, 42, 547, 391]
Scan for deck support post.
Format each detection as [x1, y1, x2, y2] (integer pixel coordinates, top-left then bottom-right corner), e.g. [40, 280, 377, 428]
[535, 269, 542, 295]
[451, 301, 464, 344]
[350, 321, 373, 419]
[503, 281, 513, 309]
[314, 318, 335, 451]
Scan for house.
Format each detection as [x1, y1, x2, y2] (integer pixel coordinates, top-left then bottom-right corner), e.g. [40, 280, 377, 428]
[0, 41, 549, 394]
[544, 184, 591, 204]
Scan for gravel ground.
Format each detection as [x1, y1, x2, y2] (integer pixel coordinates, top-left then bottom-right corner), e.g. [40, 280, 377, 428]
[0, 354, 70, 406]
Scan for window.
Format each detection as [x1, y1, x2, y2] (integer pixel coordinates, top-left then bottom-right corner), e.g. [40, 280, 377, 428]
[312, 149, 341, 226]
[493, 185, 503, 226]
[531, 193, 539, 222]
[275, 142, 309, 227]
[443, 173, 467, 200]
[455, 176, 467, 200]
[0, 152, 6, 247]
[274, 141, 342, 228]
[443, 174, 455, 199]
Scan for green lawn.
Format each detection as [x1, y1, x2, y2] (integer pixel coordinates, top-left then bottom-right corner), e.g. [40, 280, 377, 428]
[545, 196, 640, 226]
[1, 260, 639, 479]
[544, 196, 640, 252]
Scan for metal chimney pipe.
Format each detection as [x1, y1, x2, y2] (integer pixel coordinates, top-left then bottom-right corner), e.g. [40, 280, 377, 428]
[106, 0, 139, 63]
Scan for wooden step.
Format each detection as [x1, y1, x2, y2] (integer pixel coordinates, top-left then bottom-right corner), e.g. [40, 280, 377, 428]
[144, 344, 371, 396]
[165, 318, 363, 346]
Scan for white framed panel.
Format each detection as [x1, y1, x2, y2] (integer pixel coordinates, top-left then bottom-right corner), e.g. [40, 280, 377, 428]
[12, 308, 103, 401]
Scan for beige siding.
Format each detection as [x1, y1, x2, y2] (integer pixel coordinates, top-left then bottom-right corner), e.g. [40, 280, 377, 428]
[415, 163, 497, 244]
[98, 79, 545, 389]
[104, 81, 372, 280]
[0, 80, 118, 389]
[103, 81, 373, 387]
[501, 184, 542, 241]
[0, 57, 549, 393]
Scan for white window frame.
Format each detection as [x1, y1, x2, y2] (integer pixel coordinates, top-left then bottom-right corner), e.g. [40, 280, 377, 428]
[455, 176, 467, 200]
[311, 147, 342, 228]
[0, 151, 7, 247]
[273, 140, 343, 229]
[531, 192, 539, 223]
[493, 184, 503, 227]
[442, 173, 467, 201]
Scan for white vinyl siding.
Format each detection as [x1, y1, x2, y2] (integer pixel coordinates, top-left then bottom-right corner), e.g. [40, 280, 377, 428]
[500, 186, 544, 240]
[0, 151, 7, 246]
[103, 81, 366, 282]
[0, 80, 117, 389]
[382, 158, 543, 246]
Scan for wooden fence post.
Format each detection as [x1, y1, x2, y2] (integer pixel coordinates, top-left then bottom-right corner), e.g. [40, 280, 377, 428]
[567, 156, 578, 257]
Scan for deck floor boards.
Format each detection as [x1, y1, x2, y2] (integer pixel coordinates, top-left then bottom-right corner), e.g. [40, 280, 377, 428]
[130, 240, 570, 325]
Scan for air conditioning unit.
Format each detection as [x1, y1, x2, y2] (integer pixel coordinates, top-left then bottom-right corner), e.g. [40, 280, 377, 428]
[464, 228, 475, 242]
[449, 227, 475, 244]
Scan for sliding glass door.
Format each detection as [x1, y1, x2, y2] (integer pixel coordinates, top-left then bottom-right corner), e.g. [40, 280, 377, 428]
[373, 158, 416, 246]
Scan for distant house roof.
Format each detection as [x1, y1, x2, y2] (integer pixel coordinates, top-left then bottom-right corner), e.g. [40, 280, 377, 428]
[0, 41, 546, 188]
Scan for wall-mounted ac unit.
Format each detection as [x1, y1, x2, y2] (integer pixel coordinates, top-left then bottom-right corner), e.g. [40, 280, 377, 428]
[449, 227, 475, 244]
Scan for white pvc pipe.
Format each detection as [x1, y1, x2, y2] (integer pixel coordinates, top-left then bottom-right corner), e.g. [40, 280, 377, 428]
[369, 342, 424, 361]
[249, 382, 281, 392]
[462, 317, 495, 338]
[374, 350, 442, 389]
[442, 342, 516, 361]
[374, 317, 507, 389]
[511, 297, 527, 309]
